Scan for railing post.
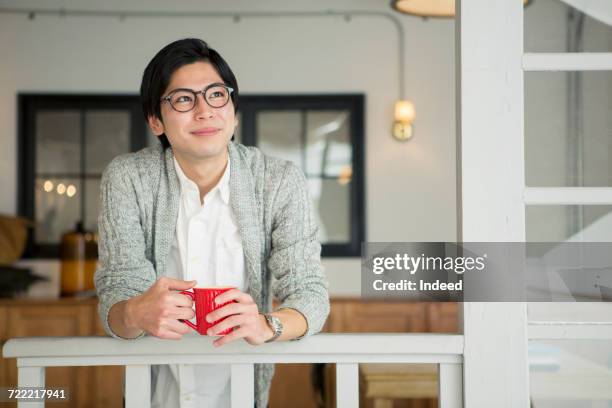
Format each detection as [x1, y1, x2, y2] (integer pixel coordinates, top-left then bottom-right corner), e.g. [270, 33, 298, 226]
[17, 364, 45, 408]
[231, 363, 254, 407]
[125, 364, 151, 408]
[17, 359, 45, 408]
[438, 363, 463, 408]
[336, 363, 359, 408]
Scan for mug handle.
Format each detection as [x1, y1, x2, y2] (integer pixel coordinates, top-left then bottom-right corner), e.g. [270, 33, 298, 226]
[179, 290, 197, 331]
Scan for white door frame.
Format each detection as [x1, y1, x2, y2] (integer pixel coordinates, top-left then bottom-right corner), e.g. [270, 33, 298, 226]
[457, 0, 612, 406]
[456, 1, 529, 406]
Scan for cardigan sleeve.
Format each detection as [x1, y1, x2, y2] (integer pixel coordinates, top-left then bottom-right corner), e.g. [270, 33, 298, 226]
[267, 162, 330, 337]
[94, 156, 157, 339]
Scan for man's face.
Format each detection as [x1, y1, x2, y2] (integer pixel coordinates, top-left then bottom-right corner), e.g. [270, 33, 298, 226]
[149, 61, 236, 162]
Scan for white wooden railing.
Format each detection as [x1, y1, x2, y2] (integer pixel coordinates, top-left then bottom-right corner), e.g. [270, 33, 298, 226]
[3, 333, 464, 408]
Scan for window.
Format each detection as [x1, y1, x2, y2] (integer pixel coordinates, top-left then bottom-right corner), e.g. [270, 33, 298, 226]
[19, 93, 365, 258]
[236, 94, 365, 257]
[18, 94, 147, 258]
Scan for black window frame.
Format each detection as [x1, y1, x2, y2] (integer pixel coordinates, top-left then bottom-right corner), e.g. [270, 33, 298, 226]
[18, 94, 147, 258]
[18, 93, 365, 259]
[238, 94, 365, 257]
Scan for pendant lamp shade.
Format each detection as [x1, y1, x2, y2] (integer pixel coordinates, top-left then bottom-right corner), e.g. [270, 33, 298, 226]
[392, 0, 530, 18]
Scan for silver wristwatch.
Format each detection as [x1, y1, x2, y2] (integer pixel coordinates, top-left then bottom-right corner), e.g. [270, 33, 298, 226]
[262, 313, 283, 343]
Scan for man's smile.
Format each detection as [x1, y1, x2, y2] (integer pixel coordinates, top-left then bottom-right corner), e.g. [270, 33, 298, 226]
[190, 127, 221, 136]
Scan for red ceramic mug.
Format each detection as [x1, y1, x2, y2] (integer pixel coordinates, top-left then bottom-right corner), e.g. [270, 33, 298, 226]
[179, 287, 236, 336]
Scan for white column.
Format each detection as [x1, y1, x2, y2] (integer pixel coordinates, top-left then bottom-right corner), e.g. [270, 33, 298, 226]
[17, 365, 45, 408]
[336, 363, 359, 408]
[456, 0, 530, 407]
[125, 364, 151, 408]
[438, 363, 463, 408]
[231, 363, 254, 408]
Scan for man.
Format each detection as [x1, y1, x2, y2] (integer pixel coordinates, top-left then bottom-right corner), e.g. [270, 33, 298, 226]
[94, 38, 330, 408]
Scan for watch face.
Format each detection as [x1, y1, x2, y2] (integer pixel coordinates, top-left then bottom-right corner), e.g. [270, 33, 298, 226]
[269, 315, 280, 330]
[273, 316, 282, 331]
[266, 314, 282, 340]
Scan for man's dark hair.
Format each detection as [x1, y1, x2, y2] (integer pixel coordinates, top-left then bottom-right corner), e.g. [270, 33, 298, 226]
[140, 38, 239, 149]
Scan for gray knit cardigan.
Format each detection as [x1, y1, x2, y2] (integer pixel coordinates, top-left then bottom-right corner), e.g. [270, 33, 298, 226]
[94, 142, 330, 408]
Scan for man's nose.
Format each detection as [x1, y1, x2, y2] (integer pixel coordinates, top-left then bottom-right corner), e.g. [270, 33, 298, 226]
[194, 92, 213, 118]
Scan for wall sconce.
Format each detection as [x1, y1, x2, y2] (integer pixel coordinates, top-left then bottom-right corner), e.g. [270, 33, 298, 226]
[393, 100, 416, 141]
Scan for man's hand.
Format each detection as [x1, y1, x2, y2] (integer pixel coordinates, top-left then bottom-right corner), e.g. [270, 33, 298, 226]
[205, 289, 274, 347]
[125, 277, 197, 340]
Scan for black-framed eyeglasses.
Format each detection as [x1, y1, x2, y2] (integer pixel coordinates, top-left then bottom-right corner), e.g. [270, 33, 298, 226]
[161, 83, 234, 112]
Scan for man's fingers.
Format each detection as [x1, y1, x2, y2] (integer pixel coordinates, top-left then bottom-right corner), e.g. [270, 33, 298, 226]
[171, 292, 195, 308]
[206, 302, 248, 323]
[214, 289, 252, 305]
[148, 319, 189, 340]
[208, 314, 244, 336]
[213, 326, 247, 347]
[168, 306, 195, 321]
[158, 277, 197, 291]
[164, 319, 191, 336]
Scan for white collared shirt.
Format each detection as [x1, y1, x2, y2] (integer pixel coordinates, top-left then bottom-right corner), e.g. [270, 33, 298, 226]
[151, 154, 247, 408]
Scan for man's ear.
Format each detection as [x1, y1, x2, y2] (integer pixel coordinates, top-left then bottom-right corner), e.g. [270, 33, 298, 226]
[147, 116, 165, 136]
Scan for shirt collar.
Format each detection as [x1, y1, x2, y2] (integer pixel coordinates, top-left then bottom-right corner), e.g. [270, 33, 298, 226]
[173, 154, 231, 205]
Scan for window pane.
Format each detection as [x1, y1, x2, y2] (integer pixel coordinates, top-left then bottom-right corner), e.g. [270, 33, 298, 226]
[36, 111, 80, 174]
[527, 206, 612, 323]
[34, 177, 81, 244]
[525, 0, 612, 53]
[525, 71, 612, 187]
[85, 111, 130, 173]
[84, 178, 101, 232]
[305, 111, 351, 177]
[256, 109, 354, 245]
[257, 111, 303, 167]
[242, 96, 363, 257]
[529, 340, 612, 407]
[233, 111, 242, 145]
[526, 206, 612, 242]
[311, 178, 350, 244]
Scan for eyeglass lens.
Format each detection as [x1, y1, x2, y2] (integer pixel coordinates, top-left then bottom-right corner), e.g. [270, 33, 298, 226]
[169, 85, 231, 112]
